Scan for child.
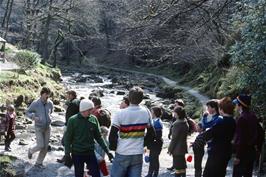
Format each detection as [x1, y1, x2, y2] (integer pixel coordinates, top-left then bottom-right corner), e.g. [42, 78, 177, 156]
[4, 104, 16, 151]
[146, 106, 163, 177]
[94, 126, 109, 177]
[192, 99, 222, 177]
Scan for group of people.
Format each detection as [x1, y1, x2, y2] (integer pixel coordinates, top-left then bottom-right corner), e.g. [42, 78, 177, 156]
[0, 86, 264, 177]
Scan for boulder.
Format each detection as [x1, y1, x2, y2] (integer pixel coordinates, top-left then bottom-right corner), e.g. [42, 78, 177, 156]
[18, 139, 28, 145]
[16, 123, 27, 130]
[54, 105, 64, 112]
[51, 120, 65, 127]
[117, 91, 126, 95]
[14, 95, 24, 107]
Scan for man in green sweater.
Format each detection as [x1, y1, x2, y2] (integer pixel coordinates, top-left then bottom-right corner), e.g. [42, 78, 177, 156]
[64, 99, 113, 177]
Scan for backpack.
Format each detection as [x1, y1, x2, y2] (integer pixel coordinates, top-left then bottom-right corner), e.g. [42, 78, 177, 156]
[98, 109, 111, 128]
[186, 117, 198, 135]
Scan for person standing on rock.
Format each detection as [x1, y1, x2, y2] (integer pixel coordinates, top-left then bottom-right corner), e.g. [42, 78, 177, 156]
[108, 86, 156, 177]
[57, 90, 80, 163]
[26, 87, 54, 168]
[4, 104, 16, 151]
[64, 99, 113, 177]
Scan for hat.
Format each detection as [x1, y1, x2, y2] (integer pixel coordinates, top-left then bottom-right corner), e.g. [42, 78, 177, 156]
[233, 94, 251, 108]
[79, 99, 94, 112]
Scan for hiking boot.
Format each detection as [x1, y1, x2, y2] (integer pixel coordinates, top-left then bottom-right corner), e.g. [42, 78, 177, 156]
[28, 149, 32, 159]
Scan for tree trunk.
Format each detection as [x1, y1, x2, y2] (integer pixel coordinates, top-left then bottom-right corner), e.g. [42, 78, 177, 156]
[4, 0, 14, 38]
[41, 0, 53, 63]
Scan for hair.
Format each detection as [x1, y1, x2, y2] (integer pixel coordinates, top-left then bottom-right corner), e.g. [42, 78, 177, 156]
[206, 99, 219, 113]
[7, 104, 15, 112]
[152, 106, 162, 118]
[175, 99, 185, 107]
[128, 86, 143, 105]
[40, 87, 51, 95]
[219, 97, 235, 115]
[173, 107, 186, 120]
[80, 96, 85, 100]
[67, 90, 77, 98]
[91, 97, 101, 106]
[123, 96, 130, 106]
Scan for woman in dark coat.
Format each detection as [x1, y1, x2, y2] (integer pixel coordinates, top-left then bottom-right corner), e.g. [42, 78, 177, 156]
[168, 107, 189, 177]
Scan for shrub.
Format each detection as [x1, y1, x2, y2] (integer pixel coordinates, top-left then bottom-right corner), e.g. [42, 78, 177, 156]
[14, 50, 41, 70]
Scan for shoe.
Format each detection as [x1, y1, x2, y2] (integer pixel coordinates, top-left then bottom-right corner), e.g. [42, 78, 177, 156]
[28, 149, 32, 159]
[145, 174, 152, 177]
[153, 172, 158, 177]
[5, 146, 11, 151]
[167, 166, 174, 171]
[34, 163, 45, 169]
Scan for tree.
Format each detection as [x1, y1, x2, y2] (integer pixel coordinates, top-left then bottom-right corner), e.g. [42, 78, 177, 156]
[229, 0, 266, 118]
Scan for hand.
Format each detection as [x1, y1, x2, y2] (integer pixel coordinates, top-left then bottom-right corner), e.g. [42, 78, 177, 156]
[64, 154, 73, 168]
[4, 131, 7, 136]
[107, 152, 114, 162]
[34, 116, 40, 122]
[233, 158, 240, 165]
[203, 111, 209, 117]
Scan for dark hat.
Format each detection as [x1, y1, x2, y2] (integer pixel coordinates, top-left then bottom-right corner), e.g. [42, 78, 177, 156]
[233, 94, 251, 107]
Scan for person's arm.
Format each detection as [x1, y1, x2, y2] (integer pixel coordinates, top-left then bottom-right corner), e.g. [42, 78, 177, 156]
[235, 117, 246, 159]
[109, 126, 119, 151]
[64, 118, 73, 155]
[108, 111, 120, 151]
[25, 101, 36, 119]
[168, 123, 180, 154]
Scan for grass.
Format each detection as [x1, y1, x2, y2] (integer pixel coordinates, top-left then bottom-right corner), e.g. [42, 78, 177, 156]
[0, 64, 64, 105]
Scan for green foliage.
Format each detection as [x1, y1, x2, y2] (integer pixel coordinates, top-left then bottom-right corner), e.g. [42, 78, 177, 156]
[229, 0, 266, 118]
[14, 50, 41, 70]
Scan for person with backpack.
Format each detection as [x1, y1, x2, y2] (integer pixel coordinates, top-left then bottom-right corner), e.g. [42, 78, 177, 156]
[26, 87, 54, 168]
[168, 107, 189, 177]
[57, 90, 80, 163]
[192, 99, 222, 177]
[232, 94, 259, 177]
[108, 86, 155, 177]
[145, 106, 163, 177]
[4, 104, 16, 151]
[168, 99, 197, 171]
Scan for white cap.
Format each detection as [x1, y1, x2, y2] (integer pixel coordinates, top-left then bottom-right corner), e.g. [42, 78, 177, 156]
[79, 99, 94, 112]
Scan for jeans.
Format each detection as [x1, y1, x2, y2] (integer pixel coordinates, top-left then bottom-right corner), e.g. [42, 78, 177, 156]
[148, 149, 161, 175]
[111, 153, 143, 177]
[72, 153, 100, 177]
[29, 126, 51, 165]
